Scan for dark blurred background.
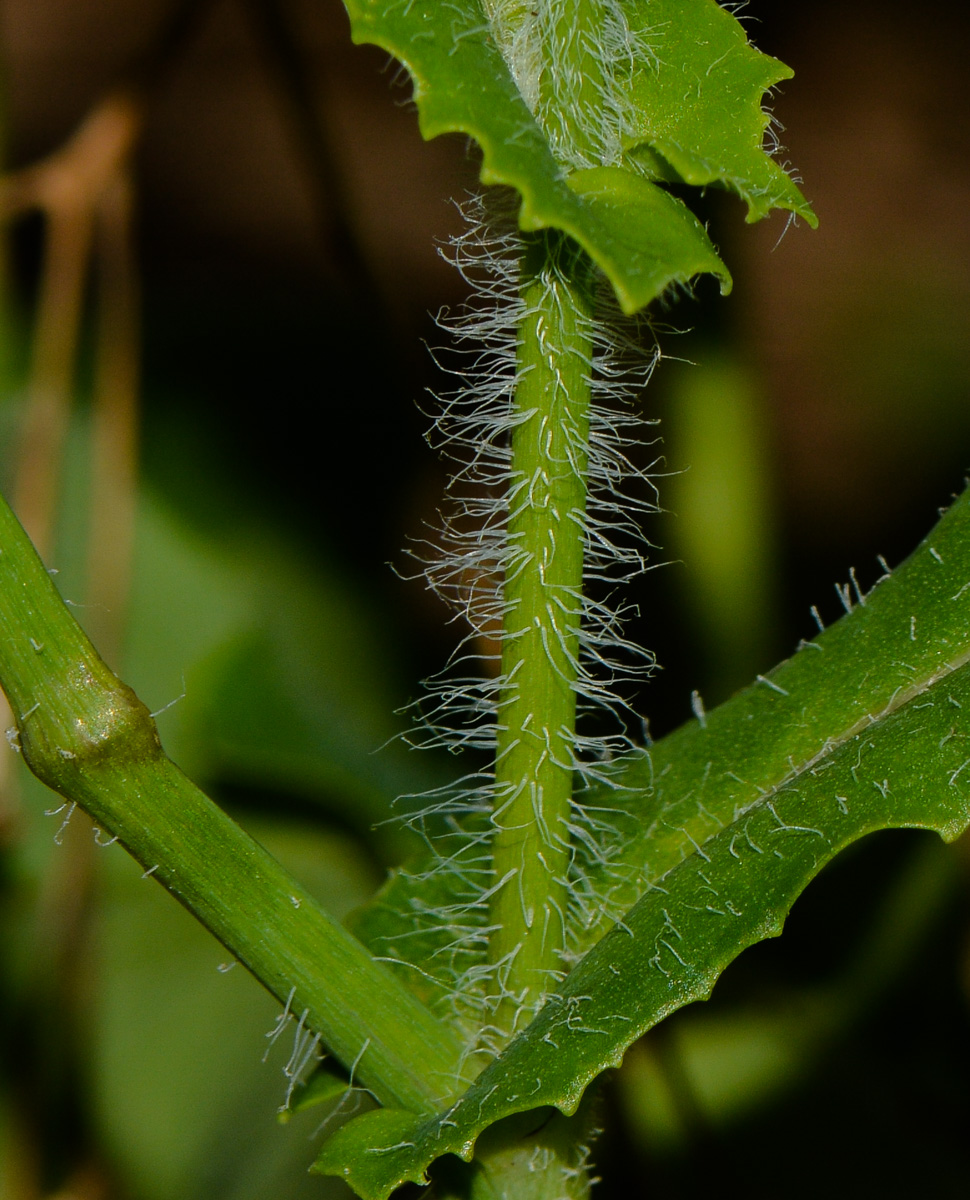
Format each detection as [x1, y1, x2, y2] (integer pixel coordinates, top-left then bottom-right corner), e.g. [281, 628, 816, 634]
[0, 1, 969, 1196]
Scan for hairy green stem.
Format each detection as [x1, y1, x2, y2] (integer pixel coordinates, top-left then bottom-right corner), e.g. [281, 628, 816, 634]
[489, 232, 595, 1037]
[537, 0, 624, 167]
[482, 0, 625, 168]
[0, 490, 467, 1114]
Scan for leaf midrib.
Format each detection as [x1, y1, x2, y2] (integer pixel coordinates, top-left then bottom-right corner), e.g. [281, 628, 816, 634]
[732, 642, 970, 827]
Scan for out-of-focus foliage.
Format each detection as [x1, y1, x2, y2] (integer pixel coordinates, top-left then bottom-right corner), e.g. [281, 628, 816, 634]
[0, 406, 431, 1198]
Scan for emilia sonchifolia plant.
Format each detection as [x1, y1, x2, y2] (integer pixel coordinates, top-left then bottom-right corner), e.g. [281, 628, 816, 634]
[5, 3, 970, 1198]
[359, 0, 812, 1070]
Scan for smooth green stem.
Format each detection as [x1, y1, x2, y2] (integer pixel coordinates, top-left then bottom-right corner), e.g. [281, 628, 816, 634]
[0, 490, 467, 1114]
[488, 232, 595, 1037]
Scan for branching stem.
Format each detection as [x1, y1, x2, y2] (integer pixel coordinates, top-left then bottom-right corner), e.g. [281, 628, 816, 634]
[0, 491, 468, 1115]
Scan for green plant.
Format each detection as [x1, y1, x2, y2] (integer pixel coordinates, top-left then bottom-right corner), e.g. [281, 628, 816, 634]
[1, 2, 969, 1197]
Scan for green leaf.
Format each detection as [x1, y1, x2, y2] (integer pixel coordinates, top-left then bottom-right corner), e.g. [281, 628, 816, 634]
[124, 492, 447, 845]
[342, 0, 815, 312]
[618, 835, 958, 1135]
[279, 1059, 351, 1122]
[581, 489, 970, 948]
[561, 166, 728, 306]
[622, 0, 817, 224]
[312, 1109, 426, 1188]
[90, 822, 377, 1200]
[315, 490, 970, 1197]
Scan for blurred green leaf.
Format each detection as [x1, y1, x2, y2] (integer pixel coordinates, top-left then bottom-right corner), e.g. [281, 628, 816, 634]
[0, 406, 439, 847]
[664, 356, 778, 699]
[281, 1060, 352, 1122]
[120, 488, 448, 848]
[90, 818, 375, 1200]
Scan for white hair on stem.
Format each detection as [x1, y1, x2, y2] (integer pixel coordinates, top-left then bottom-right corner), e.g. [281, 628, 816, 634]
[391, 186, 663, 1050]
[481, 0, 663, 170]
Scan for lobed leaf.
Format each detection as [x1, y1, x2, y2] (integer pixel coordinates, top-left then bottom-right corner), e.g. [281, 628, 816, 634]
[622, 0, 817, 222]
[317, 491, 970, 1196]
[341, 0, 816, 311]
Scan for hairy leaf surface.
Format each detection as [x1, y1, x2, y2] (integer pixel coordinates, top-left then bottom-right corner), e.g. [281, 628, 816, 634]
[317, 492, 970, 1197]
[340, 0, 815, 311]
